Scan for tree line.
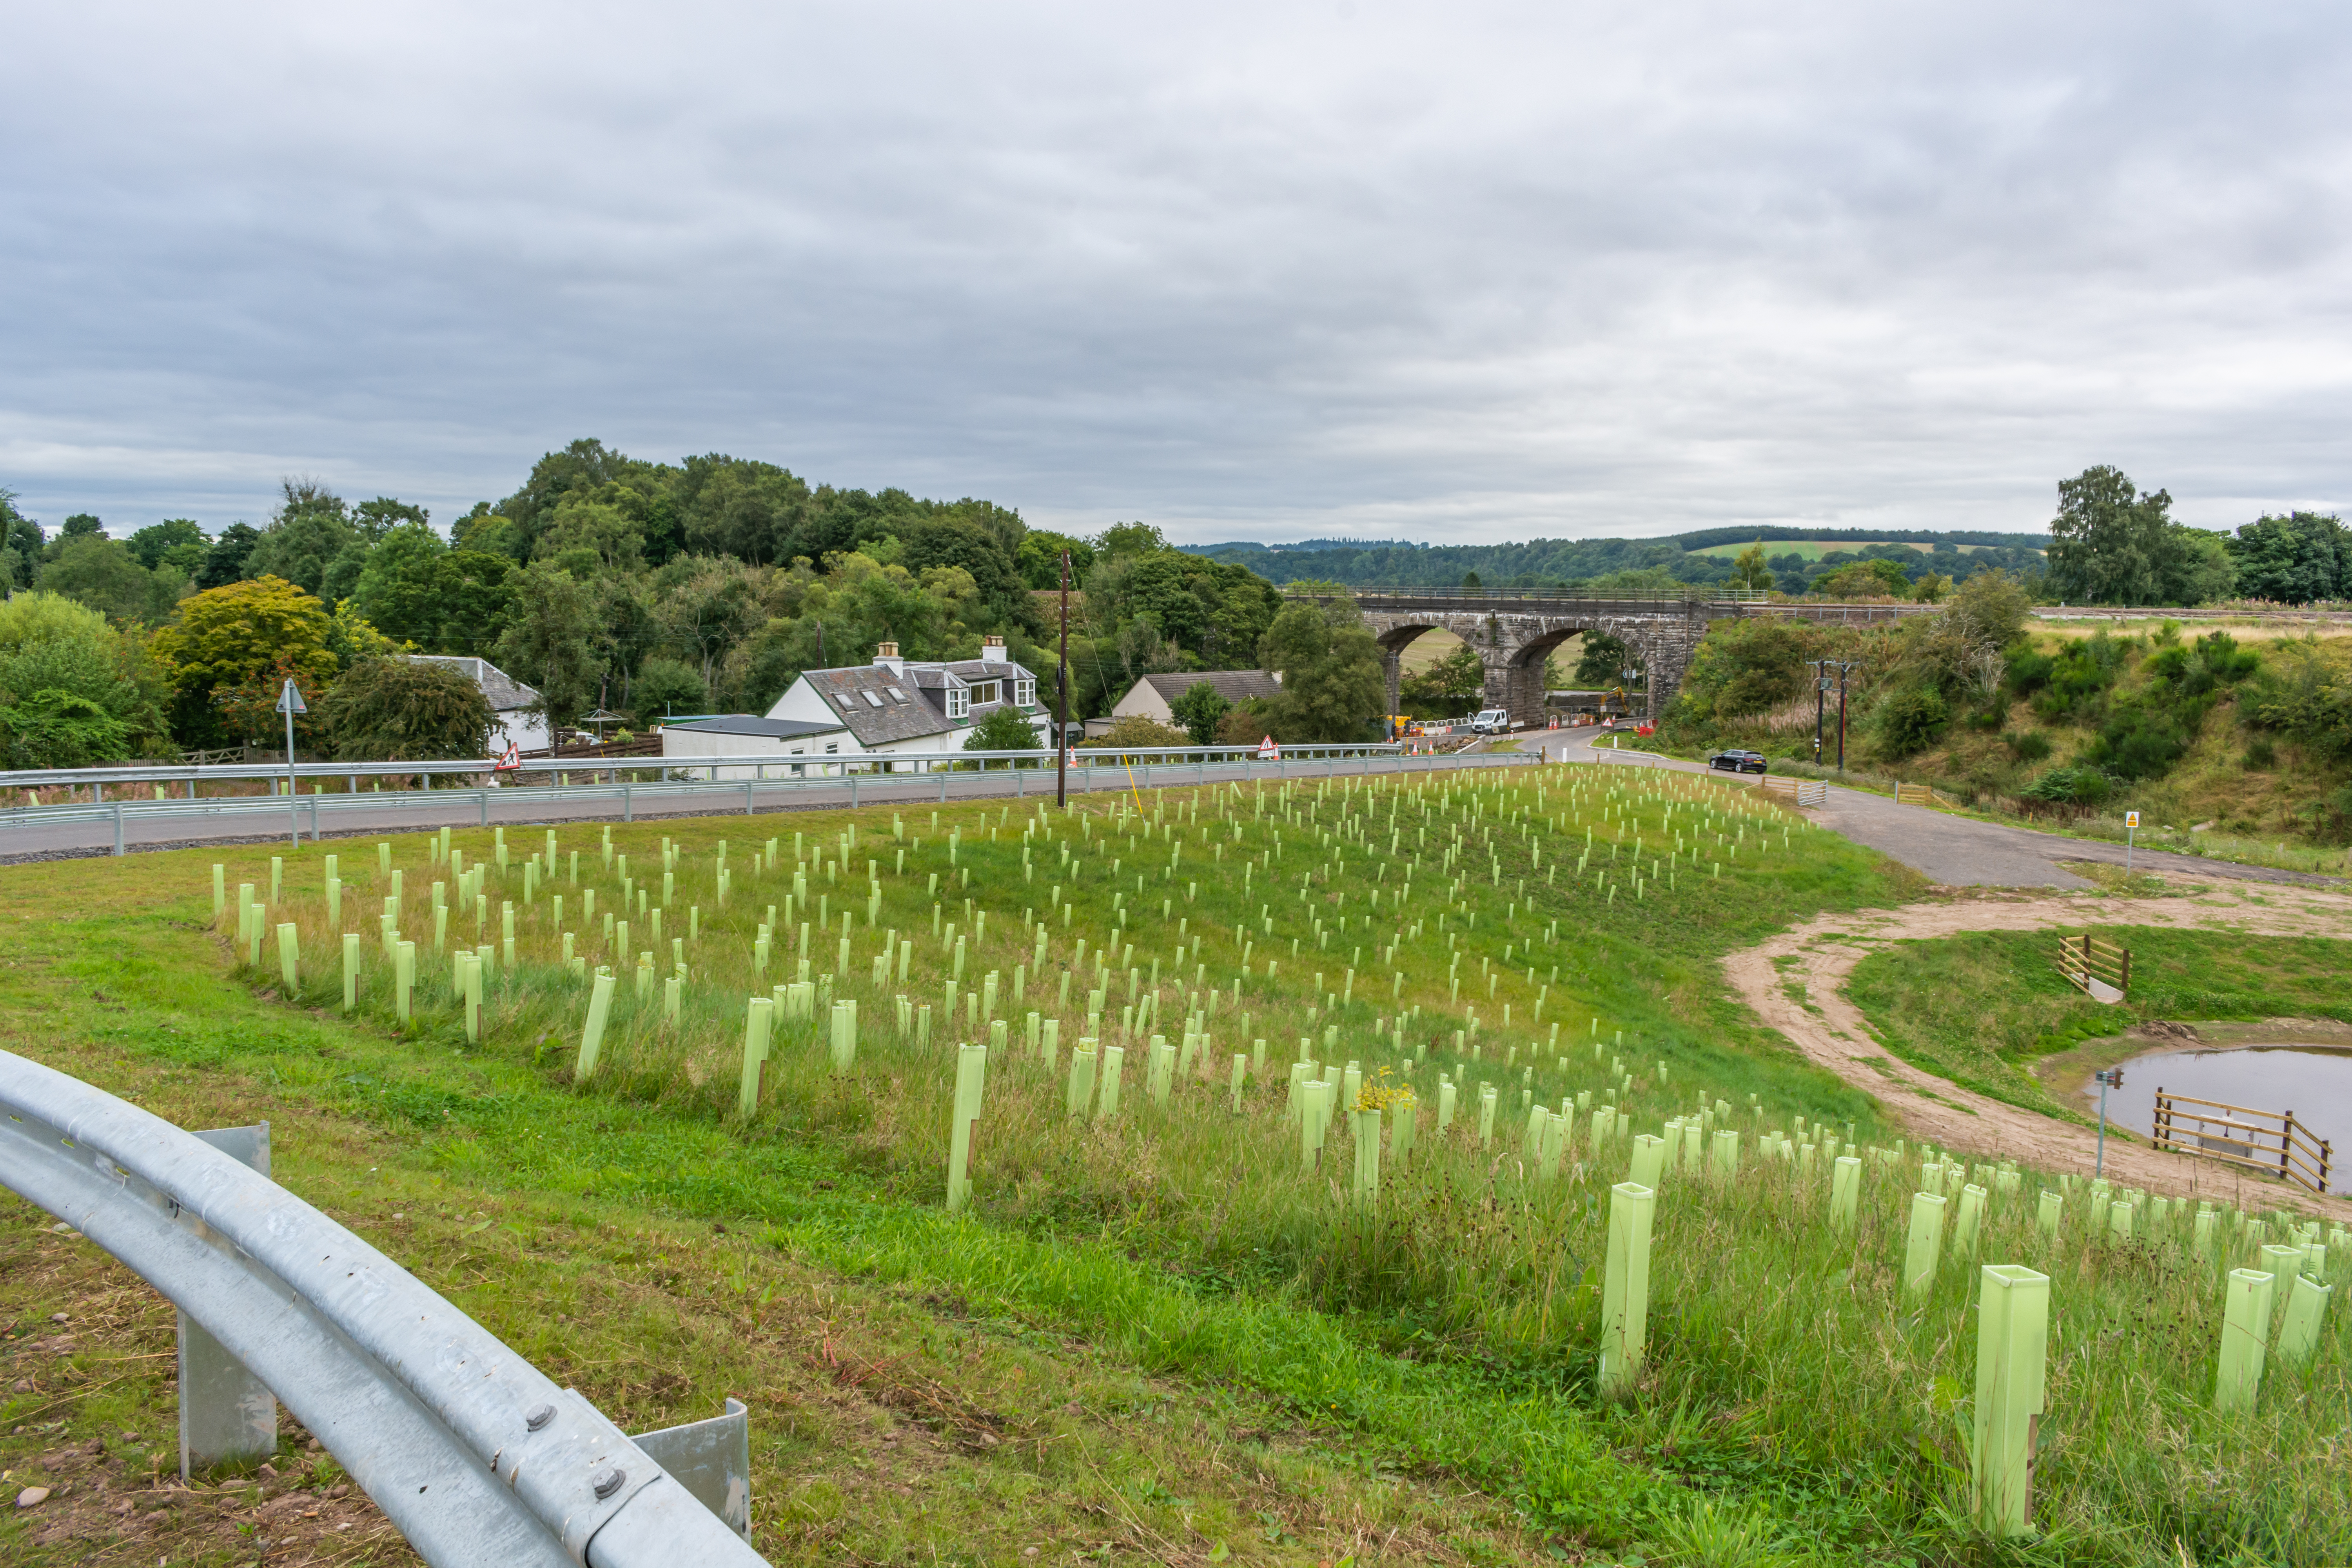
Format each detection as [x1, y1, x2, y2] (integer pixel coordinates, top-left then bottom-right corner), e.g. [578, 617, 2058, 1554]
[0, 442, 1406, 768]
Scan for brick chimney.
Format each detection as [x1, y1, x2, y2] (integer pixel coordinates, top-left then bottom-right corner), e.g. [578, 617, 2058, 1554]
[874, 641, 903, 673]
[979, 634, 1007, 662]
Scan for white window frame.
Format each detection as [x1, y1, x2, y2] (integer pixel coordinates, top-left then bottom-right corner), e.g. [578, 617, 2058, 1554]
[970, 680, 1000, 706]
[1014, 677, 1035, 706]
[946, 684, 969, 720]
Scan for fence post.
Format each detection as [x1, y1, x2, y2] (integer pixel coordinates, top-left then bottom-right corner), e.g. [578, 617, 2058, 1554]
[1969, 1264, 2049, 1536]
[1599, 1181, 1655, 1394]
[113, 800, 125, 855]
[179, 1124, 278, 1476]
[624, 783, 633, 822]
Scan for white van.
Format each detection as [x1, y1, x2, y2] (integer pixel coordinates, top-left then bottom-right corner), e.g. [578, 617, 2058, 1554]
[1471, 708, 1512, 734]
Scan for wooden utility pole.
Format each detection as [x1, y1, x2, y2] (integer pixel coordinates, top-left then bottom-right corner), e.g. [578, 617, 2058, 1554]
[1056, 549, 1071, 809]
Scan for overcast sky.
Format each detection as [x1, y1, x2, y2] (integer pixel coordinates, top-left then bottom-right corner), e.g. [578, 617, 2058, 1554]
[5, 0, 2349, 545]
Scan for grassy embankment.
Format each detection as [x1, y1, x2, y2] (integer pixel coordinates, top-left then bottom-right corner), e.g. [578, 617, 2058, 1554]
[5, 768, 2349, 1566]
[1847, 927, 2352, 1124]
[1664, 617, 2352, 875]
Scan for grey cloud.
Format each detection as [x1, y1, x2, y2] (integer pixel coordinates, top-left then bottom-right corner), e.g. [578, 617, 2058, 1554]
[3, 0, 2349, 542]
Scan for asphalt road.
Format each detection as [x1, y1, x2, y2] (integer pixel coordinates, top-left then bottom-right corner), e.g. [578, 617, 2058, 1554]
[1531, 726, 2344, 890]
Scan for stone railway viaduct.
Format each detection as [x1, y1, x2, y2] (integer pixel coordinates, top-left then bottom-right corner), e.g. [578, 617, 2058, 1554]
[1281, 590, 1935, 727]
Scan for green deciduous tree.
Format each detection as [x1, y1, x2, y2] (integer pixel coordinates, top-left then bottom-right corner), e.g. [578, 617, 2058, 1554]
[492, 561, 606, 733]
[0, 592, 168, 764]
[629, 656, 708, 726]
[2227, 512, 2347, 604]
[127, 519, 209, 573]
[151, 576, 339, 747]
[1169, 681, 1230, 746]
[1258, 600, 1384, 742]
[2047, 466, 2238, 606]
[38, 535, 186, 624]
[318, 656, 495, 760]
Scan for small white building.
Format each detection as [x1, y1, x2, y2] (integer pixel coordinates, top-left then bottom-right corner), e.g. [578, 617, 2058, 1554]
[762, 636, 1048, 767]
[1092, 669, 1282, 737]
[405, 655, 549, 754]
[659, 714, 853, 777]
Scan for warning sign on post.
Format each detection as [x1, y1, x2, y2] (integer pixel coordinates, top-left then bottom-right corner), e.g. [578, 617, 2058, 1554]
[1257, 735, 1281, 761]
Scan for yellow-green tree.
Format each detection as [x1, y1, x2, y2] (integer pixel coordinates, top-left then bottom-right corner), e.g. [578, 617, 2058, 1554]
[152, 575, 338, 747]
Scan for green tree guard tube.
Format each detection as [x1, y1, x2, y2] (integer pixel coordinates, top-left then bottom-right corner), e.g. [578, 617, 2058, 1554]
[738, 996, 773, 1120]
[1629, 1133, 1668, 1189]
[577, 969, 617, 1078]
[1230, 1053, 1247, 1112]
[1477, 1083, 1499, 1147]
[1097, 1045, 1125, 1120]
[831, 1000, 859, 1074]
[326, 874, 341, 929]
[213, 864, 226, 919]
[1902, 1192, 1948, 1296]
[1353, 1107, 1382, 1206]
[2275, 1272, 2331, 1365]
[1436, 1079, 1456, 1131]
[1599, 1181, 1655, 1395]
[2036, 1190, 2062, 1238]
[463, 953, 484, 1043]
[1831, 1156, 1862, 1229]
[947, 1042, 987, 1212]
[1710, 1128, 1740, 1180]
[664, 975, 681, 1022]
[1954, 1185, 1987, 1257]
[276, 923, 299, 992]
[1682, 1121, 1704, 1173]
[394, 941, 414, 1022]
[2215, 1268, 2277, 1412]
[1042, 1017, 1059, 1070]
[1067, 1045, 1097, 1120]
[2109, 1200, 2134, 1243]
[341, 933, 360, 1012]
[377, 842, 389, 875]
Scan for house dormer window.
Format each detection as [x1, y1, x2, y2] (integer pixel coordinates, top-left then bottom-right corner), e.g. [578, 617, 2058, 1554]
[969, 680, 1000, 706]
[1014, 677, 1035, 706]
[946, 683, 969, 719]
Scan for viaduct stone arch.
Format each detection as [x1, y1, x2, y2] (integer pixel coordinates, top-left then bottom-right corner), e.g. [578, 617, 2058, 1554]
[1279, 591, 1935, 731]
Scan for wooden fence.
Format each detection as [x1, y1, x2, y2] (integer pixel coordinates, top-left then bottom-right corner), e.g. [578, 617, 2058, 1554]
[2152, 1089, 2335, 1194]
[1894, 782, 1936, 807]
[2053, 934, 2129, 998]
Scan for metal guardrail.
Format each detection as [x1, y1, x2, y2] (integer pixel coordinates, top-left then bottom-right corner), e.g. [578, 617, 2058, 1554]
[0, 744, 1402, 795]
[0, 1049, 767, 1567]
[4, 746, 1546, 854]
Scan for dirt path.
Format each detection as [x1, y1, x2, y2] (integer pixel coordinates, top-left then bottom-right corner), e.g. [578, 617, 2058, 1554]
[1722, 882, 2352, 1220]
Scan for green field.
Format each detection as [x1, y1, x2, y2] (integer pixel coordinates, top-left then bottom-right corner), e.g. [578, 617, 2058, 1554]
[1684, 540, 2036, 560]
[4, 769, 2345, 1565]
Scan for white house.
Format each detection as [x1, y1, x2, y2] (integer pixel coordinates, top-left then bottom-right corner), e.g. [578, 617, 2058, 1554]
[659, 714, 853, 778]
[1100, 670, 1282, 735]
[762, 636, 1048, 767]
[405, 655, 549, 754]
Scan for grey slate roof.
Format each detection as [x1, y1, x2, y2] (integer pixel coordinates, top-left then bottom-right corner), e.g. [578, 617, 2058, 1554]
[405, 655, 541, 713]
[664, 715, 847, 740]
[799, 655, 1040, 748]
[1132, 670, 1283, 705]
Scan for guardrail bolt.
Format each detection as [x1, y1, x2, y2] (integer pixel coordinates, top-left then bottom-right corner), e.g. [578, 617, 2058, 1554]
[524, 1404, 555, 1431]
[592, 1466, 626, 1499]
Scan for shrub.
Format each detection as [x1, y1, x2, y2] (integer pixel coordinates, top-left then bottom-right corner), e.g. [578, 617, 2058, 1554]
[2244, 737, 2276, 769]
[318, 657, 496, 761]
[1078, 715, 1190, 750]
[629, 657, 708, 726]
[2007, 731, 2052, 763]
[0, 687, 133, 768]
[2020, 766, 2110, 806]
[1870, 686, 1948, 758]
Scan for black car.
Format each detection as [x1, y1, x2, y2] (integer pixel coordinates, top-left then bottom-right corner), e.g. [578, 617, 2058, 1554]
[1708, 750, 1768, 774]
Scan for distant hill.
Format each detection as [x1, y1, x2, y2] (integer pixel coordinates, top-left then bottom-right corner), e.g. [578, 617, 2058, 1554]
[1181, 526, 2048, 593]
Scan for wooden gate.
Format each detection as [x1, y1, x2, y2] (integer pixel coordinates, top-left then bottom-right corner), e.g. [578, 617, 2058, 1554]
[1894, 782, 1936, 807]
[1758, 775, 1826, 808]
[2152, 1089, 2334, 1194]
[2053, 934, 2129, 999]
